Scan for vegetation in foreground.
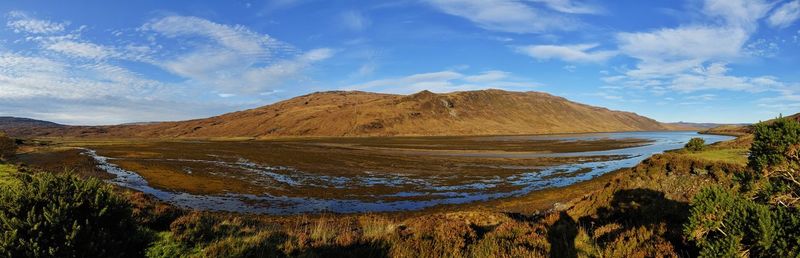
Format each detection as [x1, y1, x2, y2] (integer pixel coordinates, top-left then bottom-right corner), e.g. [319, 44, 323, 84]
[0, 116, 798, 257]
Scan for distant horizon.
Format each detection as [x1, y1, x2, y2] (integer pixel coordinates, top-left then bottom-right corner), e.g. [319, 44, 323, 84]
[1, 0, 799, 125]
[0, 88, 771, 126]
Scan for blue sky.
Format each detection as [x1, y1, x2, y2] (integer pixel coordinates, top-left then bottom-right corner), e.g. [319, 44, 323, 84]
[0, 0, 798, 125]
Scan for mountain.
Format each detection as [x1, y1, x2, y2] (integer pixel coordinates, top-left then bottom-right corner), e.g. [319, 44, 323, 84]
[4, 89, 673, 138]
[664, 122, 749, 131]
[0, 117, 66, 137]
[703, 113, 800, 136]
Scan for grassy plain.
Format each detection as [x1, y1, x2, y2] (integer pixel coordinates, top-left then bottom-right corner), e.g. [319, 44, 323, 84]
[7, 132, 749, 257]
[16, 135, 640, 207]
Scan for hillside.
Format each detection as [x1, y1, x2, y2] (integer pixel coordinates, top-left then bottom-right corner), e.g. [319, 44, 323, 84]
[663, 122, 746, 131]
[0, 117, 66, 137]
[703, 113, 800, 136]
[4, 89, 672, 138]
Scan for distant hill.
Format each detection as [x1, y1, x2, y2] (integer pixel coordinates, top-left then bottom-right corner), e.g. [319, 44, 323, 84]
[5, 89, 674, 138]
[703, 113, 800, 136]
[664, 122, 749, 131]
[0, 117, 66, 137]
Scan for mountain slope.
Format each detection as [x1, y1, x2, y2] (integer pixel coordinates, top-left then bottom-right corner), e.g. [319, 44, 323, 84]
[0, 117, 66, 137]
[703, 113, 799, 136]
[5, 89, 672, 138]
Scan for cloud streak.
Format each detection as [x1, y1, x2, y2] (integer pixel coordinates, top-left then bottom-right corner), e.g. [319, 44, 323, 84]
[0, 12, 333, 124]
[345, 70, 540, 94]
[768, 0, 800, 28]
[424, 0, 582, 33]
[516, 43, 616, 63]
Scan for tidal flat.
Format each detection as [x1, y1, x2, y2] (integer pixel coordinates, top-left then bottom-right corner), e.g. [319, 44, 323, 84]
[17, 131, 733, 214]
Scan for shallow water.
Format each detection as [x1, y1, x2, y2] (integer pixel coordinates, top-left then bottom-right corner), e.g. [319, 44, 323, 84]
[84, 131, 733, 214]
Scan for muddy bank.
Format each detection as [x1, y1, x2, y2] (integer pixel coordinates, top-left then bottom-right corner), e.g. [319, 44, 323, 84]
[55, 132, 730, 214]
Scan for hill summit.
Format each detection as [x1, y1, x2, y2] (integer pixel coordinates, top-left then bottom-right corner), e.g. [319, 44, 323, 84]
[3, 89, 671, 138]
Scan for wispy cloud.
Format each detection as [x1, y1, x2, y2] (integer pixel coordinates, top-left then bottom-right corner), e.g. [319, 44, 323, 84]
[423, 0, 582, 33]
[0, 12, 333, 124]
[6, 11, 66, 34]
[142, 15, 332, 93]
[529, 0, 604, 14]
[768, 0, 800, 28]
[344, 70, 540, 94]
[515, 43, 616, 63]
[45, 40, 114, 59]
[604, 0, 787, 93]
[340, 10, 370, 31]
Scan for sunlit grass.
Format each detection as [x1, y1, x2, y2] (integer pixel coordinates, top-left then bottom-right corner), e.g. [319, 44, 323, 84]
[0, 163, 18, 187]
[682, 148, 748, 166]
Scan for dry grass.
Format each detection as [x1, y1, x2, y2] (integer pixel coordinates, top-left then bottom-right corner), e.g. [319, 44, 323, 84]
[682, 148, 748, 166]
[7, 130, 755, 257]
[0, 163, 17, 187]
[4, 89, 669, 139]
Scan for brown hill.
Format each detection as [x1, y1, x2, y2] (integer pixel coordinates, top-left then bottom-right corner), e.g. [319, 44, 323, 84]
[703, 113, 799, 136]
[663, 122, 746, 131]
[5, 89, 672, 138]
[0, 117, 66, 137]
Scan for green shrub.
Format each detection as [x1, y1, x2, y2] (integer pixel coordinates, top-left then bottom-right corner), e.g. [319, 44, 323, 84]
[170, 212, 221, 247]
[748, 117, 800, 172]
[684, 186, 800, 257]
[684, 137, 705, 152]
[685, 116, 800, 257]
[0, 132, 15, 160]
[145, 232, 196, 258]
[201, 231, 286, 258]
[127, 191, 184, 231]
[0, 172, 147, 257]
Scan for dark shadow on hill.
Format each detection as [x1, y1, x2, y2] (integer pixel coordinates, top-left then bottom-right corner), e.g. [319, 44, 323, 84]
[547, 211, 578, 258]
[578, 188, 693, 254]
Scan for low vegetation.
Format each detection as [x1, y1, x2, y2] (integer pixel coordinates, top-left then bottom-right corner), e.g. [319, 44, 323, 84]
[682, 148, 749, 166]
[0, 171, 148, 257]
[0, 131, 15, 161]
[3, 117, 800, 257]
[684, 117, 800, 257]
[684, 137, 705, 151]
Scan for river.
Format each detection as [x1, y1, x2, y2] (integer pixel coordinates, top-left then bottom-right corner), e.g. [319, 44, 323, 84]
[83, 131, 734, 214]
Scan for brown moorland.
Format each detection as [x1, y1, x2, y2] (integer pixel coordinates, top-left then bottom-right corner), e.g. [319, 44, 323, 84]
[2, 89, 671, 138]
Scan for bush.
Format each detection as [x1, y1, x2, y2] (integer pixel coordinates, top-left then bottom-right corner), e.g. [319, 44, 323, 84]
[0, 172, 147, 257]
[684, 137, 705, 152]
[0, 132, 15, 160]
[127, 191, 184, 231]
[684, 186, 800, 257]
[748, 117, 800, 172]
[169, 212, 222, 247]
[685, 116, 800, 257]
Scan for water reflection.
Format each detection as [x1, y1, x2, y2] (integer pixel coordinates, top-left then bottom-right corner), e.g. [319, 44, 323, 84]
[85, 131, 733, 214]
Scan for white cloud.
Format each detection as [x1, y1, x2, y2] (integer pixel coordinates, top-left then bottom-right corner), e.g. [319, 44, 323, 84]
[143, 15, 331, 93]
[424, 0, 580, 33]
[685, 94, 716, 101]
[240, 48, 333, 92]
[143, 15, 286, 56]
[528, 0, 603, 14]
[515, 43, 616, 63]
[604, 0, 790, 95]
[1, 13, 333, 124]
[768, 0, 800, 28]
[6, 11, 66, 34]
[345, 70, 539, 94]
[0, 52, 164, 100]
[45, 40, 114, 59]
[617, 27, 747, 70]
[702, 0, 772, 30]
[340, 10, 370, 31]
[463, 70, 510, 82]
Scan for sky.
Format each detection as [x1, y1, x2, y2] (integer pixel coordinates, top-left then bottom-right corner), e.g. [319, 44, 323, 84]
[0, 0, 799, 125]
